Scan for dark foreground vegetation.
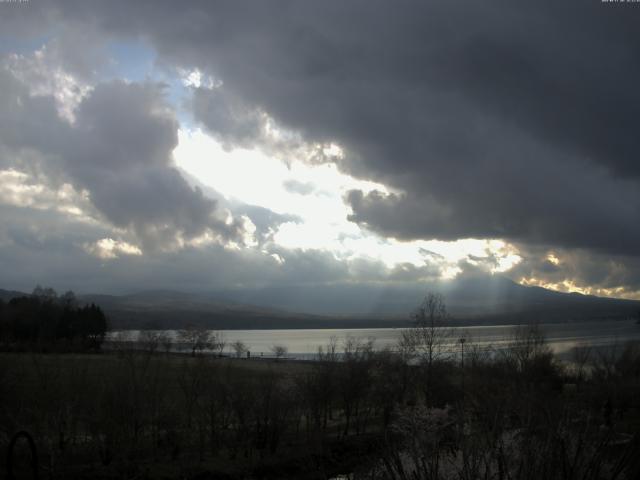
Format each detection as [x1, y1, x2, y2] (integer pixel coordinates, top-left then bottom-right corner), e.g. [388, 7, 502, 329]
[3, 293, 640, 479]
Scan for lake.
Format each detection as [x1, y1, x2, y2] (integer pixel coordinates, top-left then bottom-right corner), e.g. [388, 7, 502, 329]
[110, 318, 640, 360]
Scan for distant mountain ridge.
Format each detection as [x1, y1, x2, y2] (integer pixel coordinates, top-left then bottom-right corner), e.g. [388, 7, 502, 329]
[2, 276, 639, 330]
[204, 275, 640, 320]
[0, 289, 25, 302]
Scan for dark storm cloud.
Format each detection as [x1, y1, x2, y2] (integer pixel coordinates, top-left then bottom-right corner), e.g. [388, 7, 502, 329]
[67, 81, 244, 248]
[4, 0, 640, 295]
[508, 245, 640, 296]
[0, 66, 244, 249]
[191, 86, 265, 149]
[0, 204, 116, 292]
[0, 202, 440, 295]
[17, 0, 640, 257]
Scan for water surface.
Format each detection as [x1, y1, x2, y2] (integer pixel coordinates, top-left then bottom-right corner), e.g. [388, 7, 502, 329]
[111, 319, 640, 360]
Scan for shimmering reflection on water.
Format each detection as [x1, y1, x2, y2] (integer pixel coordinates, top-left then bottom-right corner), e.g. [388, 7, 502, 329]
[110, 319, 640, 361]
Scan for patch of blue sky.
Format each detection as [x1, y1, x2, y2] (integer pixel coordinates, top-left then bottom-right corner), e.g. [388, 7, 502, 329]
[105, 39, 195, 128]
[104, 39, 155, 82]
[0, 34, 51, 55]
[165, 76, 197, 128]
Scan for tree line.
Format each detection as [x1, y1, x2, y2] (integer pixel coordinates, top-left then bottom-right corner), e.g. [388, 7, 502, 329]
[0, 286, 108, 351]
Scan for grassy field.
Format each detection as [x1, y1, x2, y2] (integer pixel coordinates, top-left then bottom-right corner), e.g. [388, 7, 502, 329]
[4, 329, 640, 479]
[0, 349, 383, 479]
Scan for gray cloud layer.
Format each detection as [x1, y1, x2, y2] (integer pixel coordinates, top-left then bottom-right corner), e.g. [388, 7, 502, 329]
[19, 0, 637, 253]
[0, 64, 243, 250]
[3, 1, 640, 296]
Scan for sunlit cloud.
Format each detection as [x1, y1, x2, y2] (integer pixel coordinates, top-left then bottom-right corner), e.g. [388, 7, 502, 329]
[84, 238, 142, 260]
[0, 169, 96, 222]
[4, 47, 92, 123]
[178, 67, 221, 90]
[518, 277, 640, 300]
[547, 253, 560, 265]
[173, 128, 524, 281]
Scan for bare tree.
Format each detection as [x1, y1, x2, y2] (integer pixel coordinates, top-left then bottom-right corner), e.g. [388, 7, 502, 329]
[231, 340, 248, 358]
[317, 335, 339, 362]
[572, 342, 592, 383]
[270, 344, 288, 360]
[112, 330, 134, 355]
[338, 336, 375, 435]
[397, 329, 418, 364]
[404, 292, 453, 370]
[399, 293, 454, 405]
[158, 332, 173, 355]
[137, 330, 160, 354]
[504, 322, 551, 372]
[178, 326, 213, 356]
[59, 290, 78, 309]
[32, 285, 58, 302]
[210, 331, 226, 357]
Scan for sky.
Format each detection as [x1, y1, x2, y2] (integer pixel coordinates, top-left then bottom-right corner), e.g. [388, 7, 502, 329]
[1, 0, 640, 303]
